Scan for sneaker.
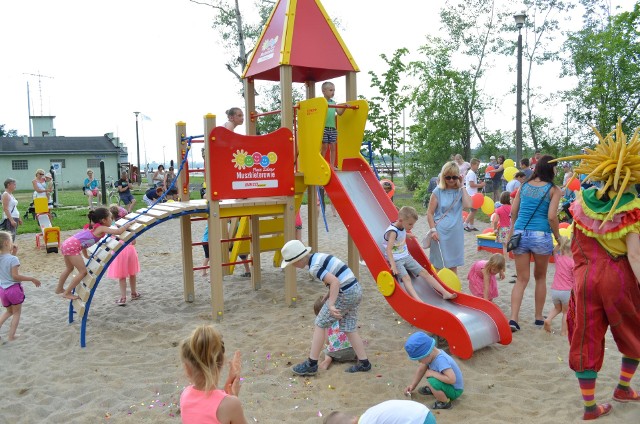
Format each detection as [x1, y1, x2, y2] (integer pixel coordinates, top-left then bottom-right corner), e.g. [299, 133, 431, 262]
[433, 400, 452, 410]
[534, 319, 545, 328]
[345, 361, 372, 373]
[509, 320, 520, 332]
[292, 360, 318, 376]
[583, 403, 612, 420]
[418, 386, 433, 396]
[463, 226, 472, 232]
[613, 387, 640, 402]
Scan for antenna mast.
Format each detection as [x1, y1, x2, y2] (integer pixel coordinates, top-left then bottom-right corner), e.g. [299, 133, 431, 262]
[23, 71, 54, 116]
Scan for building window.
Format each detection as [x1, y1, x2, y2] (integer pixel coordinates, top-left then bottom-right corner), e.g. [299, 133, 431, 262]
[87, 159, 102, 168]
[50, 159, 66, 168]
[12, 160, 28, 170]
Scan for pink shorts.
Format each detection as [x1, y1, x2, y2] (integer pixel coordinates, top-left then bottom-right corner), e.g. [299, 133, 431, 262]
[61, 237, 83, 256]
[0, 283, 25, 307]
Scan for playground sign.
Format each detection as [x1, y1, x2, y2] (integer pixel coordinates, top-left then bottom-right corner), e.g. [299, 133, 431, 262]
[207, 126, 295, 200]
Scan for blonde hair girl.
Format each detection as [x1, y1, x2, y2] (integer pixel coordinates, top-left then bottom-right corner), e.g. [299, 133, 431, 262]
[544, 235, 574, 336]
[467, 253, 506, 301]
[179, 325, 247, 424]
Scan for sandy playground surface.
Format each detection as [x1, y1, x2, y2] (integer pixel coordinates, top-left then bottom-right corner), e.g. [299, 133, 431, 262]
[1, 205, 639, 423]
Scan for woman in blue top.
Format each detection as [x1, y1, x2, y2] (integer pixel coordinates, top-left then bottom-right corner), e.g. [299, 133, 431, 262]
[83, 169, 101, 210]
[426, 161, 473, 275]
[508, 155, 563, 332]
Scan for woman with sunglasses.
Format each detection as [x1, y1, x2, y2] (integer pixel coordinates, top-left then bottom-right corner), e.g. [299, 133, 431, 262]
[426, 162, 473, 275]
[32, 169, 52, 200]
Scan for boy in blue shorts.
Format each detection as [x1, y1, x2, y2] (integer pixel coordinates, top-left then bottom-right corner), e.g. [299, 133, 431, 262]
[281, 239, 370, 376]
[404, 331, 464, 410]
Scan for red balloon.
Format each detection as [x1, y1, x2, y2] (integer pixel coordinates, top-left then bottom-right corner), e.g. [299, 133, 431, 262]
[559, 222, 570, 229]
[486, 165, 495, 177]
[568, 177, 580, 192]
[482, 227, 494, 234]
[472, 193, 484, 209]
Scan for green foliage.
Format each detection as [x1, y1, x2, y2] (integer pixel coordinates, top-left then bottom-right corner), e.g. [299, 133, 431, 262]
[0, 124, 19, 137]
[255, 83, 304, 135]
[563, 1, 640, 137]
[364, 48, 410, 174]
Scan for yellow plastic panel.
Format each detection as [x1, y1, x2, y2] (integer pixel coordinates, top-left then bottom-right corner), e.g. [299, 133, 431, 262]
[376, 271, 396, 297]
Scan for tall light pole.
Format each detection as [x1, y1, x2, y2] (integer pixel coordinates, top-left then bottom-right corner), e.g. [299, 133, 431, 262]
[133, 111, 141, 185]
[514, 12, 527, 164]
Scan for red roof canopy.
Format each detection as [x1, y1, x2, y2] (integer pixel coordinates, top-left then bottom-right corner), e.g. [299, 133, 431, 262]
[242, 0, 359, 82]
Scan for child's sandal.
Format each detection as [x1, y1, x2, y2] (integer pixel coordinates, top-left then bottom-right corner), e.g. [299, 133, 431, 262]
[131, 292, 142, 300]
[115, 297, 126, 306]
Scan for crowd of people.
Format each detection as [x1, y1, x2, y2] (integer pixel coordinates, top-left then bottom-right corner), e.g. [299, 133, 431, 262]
[3, 97, 640, 422]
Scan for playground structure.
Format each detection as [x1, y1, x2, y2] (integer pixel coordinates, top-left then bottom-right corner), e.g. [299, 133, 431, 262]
[66, 0, 512, 357]
[33, 197, 60, 253]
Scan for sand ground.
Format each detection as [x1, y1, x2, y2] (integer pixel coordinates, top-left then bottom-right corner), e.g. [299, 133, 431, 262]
[1, 205, 638, 423]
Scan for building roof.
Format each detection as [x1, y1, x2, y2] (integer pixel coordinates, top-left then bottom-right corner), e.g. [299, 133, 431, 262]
[242, 0, 359, 82]
[0, 135, 123, 155]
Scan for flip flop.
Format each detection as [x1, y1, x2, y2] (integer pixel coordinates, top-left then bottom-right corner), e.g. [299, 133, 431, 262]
[115, 297, 126, 306]
[131, 292, 142, 300]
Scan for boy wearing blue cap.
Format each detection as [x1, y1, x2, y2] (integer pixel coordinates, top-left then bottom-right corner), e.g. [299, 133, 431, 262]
[404, 331, 464, 410]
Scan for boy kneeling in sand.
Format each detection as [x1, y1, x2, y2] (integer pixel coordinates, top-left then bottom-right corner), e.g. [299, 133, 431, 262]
[404, 331, 464, 410]
[281, 240, 370, 376]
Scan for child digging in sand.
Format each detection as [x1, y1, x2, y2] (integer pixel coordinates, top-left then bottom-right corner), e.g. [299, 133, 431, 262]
[466, 253, 505, 302]
[281, 240, 371, 376]
[179, 324, 246, 424]
[0, 231, 41, 341]
[383, 206, 457, 302]
[404, 331, 464, 410]
[313, 295, 357, 370]
[55, 208, 133, 300]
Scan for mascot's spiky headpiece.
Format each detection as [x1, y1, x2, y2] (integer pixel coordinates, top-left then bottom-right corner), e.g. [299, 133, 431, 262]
[556, 118, 640, 225]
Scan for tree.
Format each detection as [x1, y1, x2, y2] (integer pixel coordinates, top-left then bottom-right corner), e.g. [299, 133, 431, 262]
[562, 1, 640, 137]
[365, 48, 409, 179]
[0, 124, 19, 137]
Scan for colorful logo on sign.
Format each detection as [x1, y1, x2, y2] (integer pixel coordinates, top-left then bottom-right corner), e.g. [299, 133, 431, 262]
[232, 149, 278, 170]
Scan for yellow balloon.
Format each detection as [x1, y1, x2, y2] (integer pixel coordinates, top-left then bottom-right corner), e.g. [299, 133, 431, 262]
[503, 166, 519, 182]
[503, 159, 515, 168]
[481, 196, 495, 215]
[437, 268, 461, 292]
[559, 227, 571, 238]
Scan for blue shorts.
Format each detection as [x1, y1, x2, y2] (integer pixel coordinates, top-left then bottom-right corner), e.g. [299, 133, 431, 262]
[322, 127, 337, 143]
[120, 192, 135, 205]
[512, 229, 553, 256]
[315, 282, 361, 332]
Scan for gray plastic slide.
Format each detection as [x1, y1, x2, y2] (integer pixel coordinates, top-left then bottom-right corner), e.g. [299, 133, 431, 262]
[334, 171, 500, 351]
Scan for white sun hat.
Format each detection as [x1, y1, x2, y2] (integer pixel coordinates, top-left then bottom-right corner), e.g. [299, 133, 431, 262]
[280, 240, 312, 268]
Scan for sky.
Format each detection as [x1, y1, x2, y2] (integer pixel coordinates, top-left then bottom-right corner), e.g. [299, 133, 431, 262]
[0, 0, 635, 167]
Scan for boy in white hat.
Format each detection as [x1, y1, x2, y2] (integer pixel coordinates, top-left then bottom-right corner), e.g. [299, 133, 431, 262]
[280, 239, 371, 376]
[404, 331, 464, 410]
[323, 400, 436, 424]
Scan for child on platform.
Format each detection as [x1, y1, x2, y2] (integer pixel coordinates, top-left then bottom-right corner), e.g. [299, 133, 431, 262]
[313, 295, 357, 370]
[467, 253, 505, 301]
[404, 331, 464, 410]
[108, 205, 141, 305]
[201, 224, 210, 278]
[321, 81, 345, 170]
[544, 236, 574, 335]
[491, 191, 512, 260]
[383, 206, 456, 302]
[0, 230, 41, 341]
[55, 207, 133, 300]
[179, 324, 246, 424]
[280, 240, 371, 376]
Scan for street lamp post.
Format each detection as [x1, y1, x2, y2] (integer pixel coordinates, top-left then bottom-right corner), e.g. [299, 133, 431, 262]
[133, 111, 141, 185]
[514, 12, 527, 165]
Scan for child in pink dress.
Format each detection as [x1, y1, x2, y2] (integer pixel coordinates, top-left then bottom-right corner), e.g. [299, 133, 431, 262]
[108, 205, 141, 305]
[467, 253, 505, 301]
[491, 191, 512, 260]
[313, 296, 356, 370]
[180, 324, 246, 424]
[544, 236, 574, 335]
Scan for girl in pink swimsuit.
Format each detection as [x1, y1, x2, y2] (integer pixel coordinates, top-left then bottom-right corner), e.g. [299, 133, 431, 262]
[180, 325, 246, 424]
[55, 207, 133, 300]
